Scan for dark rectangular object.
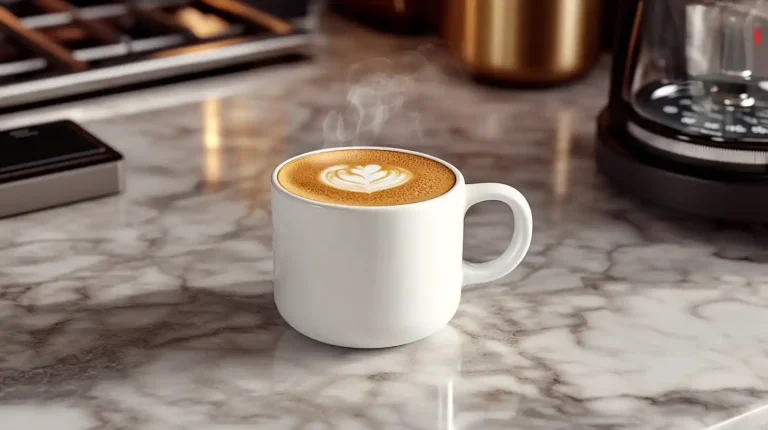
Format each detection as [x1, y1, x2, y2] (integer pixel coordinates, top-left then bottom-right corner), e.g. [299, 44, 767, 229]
[0, 120, 124, 218]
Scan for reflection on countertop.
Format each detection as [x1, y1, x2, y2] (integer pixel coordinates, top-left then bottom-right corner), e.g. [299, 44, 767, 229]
[1, 15, 768, 430]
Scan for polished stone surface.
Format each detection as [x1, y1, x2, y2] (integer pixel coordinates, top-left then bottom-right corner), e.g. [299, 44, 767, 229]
[1, 18, 768, 430]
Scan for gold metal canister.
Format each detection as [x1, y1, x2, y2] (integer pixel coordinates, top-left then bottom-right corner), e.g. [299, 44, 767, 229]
[441, 0, 604, 85]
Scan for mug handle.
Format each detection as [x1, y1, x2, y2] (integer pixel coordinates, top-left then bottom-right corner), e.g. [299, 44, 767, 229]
[462, 183, 533, 286]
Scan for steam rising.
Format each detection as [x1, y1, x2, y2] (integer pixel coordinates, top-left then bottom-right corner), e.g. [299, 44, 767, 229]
[323, 47, 433, 148]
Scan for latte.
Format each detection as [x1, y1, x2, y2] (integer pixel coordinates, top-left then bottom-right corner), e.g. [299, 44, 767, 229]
[277, 148, 456, 206]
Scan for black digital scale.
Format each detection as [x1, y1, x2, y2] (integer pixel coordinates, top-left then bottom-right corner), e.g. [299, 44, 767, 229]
[0, 120, 123, 218]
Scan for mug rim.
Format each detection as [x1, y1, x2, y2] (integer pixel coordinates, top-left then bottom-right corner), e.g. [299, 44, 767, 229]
[271, 146, 466, 211]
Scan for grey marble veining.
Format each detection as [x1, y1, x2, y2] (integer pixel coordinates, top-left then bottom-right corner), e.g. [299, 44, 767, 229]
[1, 17, 768, 430]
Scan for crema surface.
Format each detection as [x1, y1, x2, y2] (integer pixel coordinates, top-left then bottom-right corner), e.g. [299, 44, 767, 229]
[277, 149, 456, 206]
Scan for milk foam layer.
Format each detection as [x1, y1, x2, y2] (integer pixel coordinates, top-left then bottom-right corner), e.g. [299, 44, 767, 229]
[320, 164, 412, 194]
[277, 148, 456, 207]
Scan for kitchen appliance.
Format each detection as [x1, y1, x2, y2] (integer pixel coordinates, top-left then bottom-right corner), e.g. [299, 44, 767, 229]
[0, 0, 312, 111]
[440, 0, 604, 86]
[597, 0, 768, 222]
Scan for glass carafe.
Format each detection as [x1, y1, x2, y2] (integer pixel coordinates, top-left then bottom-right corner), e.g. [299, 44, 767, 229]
[630, 0, 768, 142]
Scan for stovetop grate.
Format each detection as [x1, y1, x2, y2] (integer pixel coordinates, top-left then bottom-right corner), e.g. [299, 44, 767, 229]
[0, 0, 310, 109]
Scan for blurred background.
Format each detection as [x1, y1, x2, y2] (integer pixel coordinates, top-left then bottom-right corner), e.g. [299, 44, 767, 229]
[0, 0, 615, 114]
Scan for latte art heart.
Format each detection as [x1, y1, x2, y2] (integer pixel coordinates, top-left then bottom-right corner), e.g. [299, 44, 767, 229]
[277, 149, 457, 206]
[320, 164, 412, 194]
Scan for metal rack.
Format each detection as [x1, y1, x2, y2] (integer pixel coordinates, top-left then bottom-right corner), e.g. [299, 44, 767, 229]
[0, 0, 310, 108]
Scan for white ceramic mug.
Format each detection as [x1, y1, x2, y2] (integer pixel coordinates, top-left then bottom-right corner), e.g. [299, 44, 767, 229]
[271, 147, 533, 348]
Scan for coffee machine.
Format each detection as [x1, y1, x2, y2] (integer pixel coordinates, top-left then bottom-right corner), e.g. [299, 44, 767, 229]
[596, 0, 768, 222]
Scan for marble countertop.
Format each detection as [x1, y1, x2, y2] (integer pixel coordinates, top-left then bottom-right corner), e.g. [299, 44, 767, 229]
[2, 17, 768, 430]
